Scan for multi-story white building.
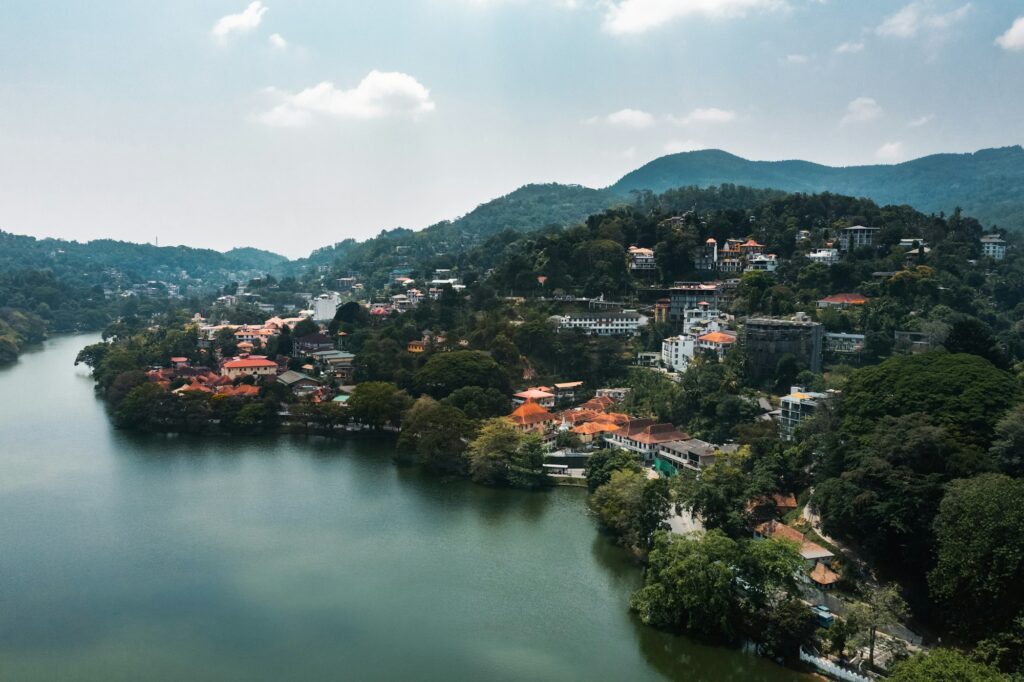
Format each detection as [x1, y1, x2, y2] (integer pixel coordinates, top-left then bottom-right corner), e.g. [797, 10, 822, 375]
[981, 234, 1007, 260]
[746, 253, 779, 272]
[838, 226, 880, 251]
[779, 387, 828, 440]
[661, 335, 695, 371]
[556, 310, 648, 336]
[310, 292, 342, 322]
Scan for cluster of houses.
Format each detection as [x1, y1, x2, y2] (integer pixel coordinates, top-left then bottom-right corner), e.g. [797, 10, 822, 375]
[696, 237, 779, 274]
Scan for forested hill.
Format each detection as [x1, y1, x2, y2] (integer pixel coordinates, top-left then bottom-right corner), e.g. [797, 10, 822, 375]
[611, 146, 1024, 231]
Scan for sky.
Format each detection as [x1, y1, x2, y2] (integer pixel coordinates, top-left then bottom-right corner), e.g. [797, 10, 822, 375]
[0, 1, 1022, 258]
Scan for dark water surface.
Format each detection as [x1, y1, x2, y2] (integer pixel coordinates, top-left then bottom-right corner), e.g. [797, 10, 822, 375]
[0, 334, 808, 681]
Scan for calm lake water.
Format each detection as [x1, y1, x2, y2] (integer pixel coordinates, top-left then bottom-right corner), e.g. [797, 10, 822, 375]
[0, 334, 808, 681]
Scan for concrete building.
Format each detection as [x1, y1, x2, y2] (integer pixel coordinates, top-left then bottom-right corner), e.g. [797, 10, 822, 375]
[661, 335, 695, 371]
[627, 246, 657, 271]
[779, 387, 828, 440]
[746, 253, 779, 272]
[837, 225, 880, 251]
[808, 248, 840, 266]
[221, 357, 278, 379]
[743, 316, 823, 378]
[981, 234, 1007, 260]
[668, 283, 721, 326]
[556, 310, 647, 336]
[656, 439, 740, 473]
[825, 332, 865, 355]
[696, 331, 738, 358]
[310, 293, 342, 322]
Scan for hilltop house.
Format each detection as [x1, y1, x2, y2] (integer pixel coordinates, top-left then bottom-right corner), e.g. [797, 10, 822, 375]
[507, 400, 557, 433]
[606, 419, 689, 464]
[221, 357, 279, 379]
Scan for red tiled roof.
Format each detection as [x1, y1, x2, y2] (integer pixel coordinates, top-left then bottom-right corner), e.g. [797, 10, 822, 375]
[223, 358, 278, 369]
[819, 293, 868, 305]
[508, 400, 555, 426]
[698, 331, 737, 344]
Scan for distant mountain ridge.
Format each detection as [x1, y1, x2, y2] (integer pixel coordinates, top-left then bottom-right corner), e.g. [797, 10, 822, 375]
[610, 146, 1024, 230]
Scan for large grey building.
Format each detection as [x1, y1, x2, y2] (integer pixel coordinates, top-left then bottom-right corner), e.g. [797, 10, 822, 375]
[743, 316, 824, 378]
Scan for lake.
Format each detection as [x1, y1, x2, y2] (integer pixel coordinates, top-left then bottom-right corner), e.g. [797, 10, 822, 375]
[0, 334, 807, 681]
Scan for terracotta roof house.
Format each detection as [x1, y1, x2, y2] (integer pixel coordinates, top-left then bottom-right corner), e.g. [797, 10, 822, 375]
[580, 395, 616, 412]
[810, 562, 841, 588]
[754, 520, 834, 566]
[221, 357, 279, 379]
[406, 340, 425, 353]
[607, 420, 690, 463]
[817, 293, 869, 309]
[216, 384, 261, 398]
[513, 388, 556, 407]
[507, 400, 557, 433]
[571, 420, 620, 443]
[696, 331, 738, 358]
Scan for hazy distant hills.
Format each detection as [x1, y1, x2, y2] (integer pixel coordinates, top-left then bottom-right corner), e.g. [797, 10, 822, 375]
[611, 146, 1024, 230]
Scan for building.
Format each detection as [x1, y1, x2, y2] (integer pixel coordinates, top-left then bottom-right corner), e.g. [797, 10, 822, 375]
[553, 381, 583, 403]
[595, 387, 630, 401]
[744, 316, 823, 378]
[754, 520, 834, 568]
[653, 298, 670, 324]
[817, 293, 869, 309]
[661, 335, 695, 372]
[606, 419, 689, 464]
[294, 333, 335, 354]
[513, 388, 556, 408]
[507, 400, 557, 433]
[837, 225, 880, 251]
[668, 283, 721, 326]
[406, 340, 425, 353]
[221, 357, 279, 379]
[656, 439, 739, 473]
[696, 331, 737, 358]
[309, 350, 356, 382]
[276, 370, 321, 395]
[556, 310, 647, 336]
[745, 253, 778, 273]
[627, 246, 657, 271]
[681, 301, 721, 335]
[807, 248, 840, 266]
[310, 293, 342, 322]
[981, 234, 1007, 260]
[779, 387, 828, 440]
[824, 332, 865, 355]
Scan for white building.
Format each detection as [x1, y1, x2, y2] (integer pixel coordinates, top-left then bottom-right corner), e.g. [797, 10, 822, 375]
[746, 253, 779, 272]
[779, 387, 828, 440]
[808, 248, 840, 266]
[981, 235, 1007, 260]
[838, 226, 880, 251]
[556, 310, 648, 336]
[310, 292, 342, 322]
[661, 335, 695, 372]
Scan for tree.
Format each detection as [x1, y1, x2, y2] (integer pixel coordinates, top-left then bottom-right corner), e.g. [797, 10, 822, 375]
[590, 470, 670, 550]
[466, 418, 523, 486]
[630, 530, 742, 641]
[584, 447, 640, 493]
[760, 599, 818, 663]
[929, 474, 1024, 641]
[348, 382, 412, 429]
[847, 584, 909, 668]
[888, 649, 1007, 682]
[398, 397, 474, 474]
[442, 386, 510, 420]
[674, 447, 752, 538]
[507, 432, 548, 489]
[413, 351, 510, 399]
[990, 403, 1024, 476]
[292, 317, 319, 338]
[944, 318, 1010, 370]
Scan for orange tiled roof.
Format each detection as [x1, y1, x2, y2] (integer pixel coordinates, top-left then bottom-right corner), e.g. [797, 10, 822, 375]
[698, 331, 737, 344]
[514, 388, 555, 400]
[820, 293, 868, 305]
[508, 400, 555, 426]
[810, 562, 840, 586]
[572, 421, 620, 435]
[223, 358, 278, 369]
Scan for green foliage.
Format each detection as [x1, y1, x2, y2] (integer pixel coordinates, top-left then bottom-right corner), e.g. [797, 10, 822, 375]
[929, 474, 1024, 642]
[674, 447, 752, 538]
[584, 447, 640, 493]
[413, 351, 509, 399]
[441, 386, 510, 420]
[398, 397, 474, 474]
[846, 584, 910, 668]
[465, 419, 548, 489]
[348, 382, 413, 429]
[888, 649, 1008, 682]
[589, 470, 670, 550]
[990, 404, 1024, 477]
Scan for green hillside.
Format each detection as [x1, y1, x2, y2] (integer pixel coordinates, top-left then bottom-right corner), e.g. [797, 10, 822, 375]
[610, 146, 1024, 230]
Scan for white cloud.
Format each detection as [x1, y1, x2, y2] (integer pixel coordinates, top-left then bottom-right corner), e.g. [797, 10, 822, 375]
[876, 2, 972, 39]
[258, 71, 436, 127]
[602, 0, 788, 35]
[784, 54, 809, 63]
[996, 16, 1024, 51]
[212, 1, 268, 43]
[908, 113, 935, 127]
[269, 33, 287, 49]
[876, 141, 904, 161]
[586, 108, 656, 128]
[835, 40, 864, 53]
[664, 139, 706, 154]
[670, 107, 738, 125]
[840, 97, 882, 126]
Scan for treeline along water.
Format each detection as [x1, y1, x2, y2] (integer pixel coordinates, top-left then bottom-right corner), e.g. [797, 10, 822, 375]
[0, 334, 807, 681]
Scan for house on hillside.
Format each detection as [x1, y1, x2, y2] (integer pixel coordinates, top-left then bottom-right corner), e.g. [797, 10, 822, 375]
[513, 388, 556, 408]
[221, 357, 279, 379]
[277, 370, 321, 396]
[507, 400, 557, 434]
[607, 419, 689, 464]
[294, 333, 334, 354]
[817, 293, 868, 309]
[754, 520, 835, 568]
[656, 438, 739, 474]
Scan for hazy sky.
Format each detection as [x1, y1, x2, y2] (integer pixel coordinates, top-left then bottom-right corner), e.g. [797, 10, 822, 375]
[1, 1, 1022, 257]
